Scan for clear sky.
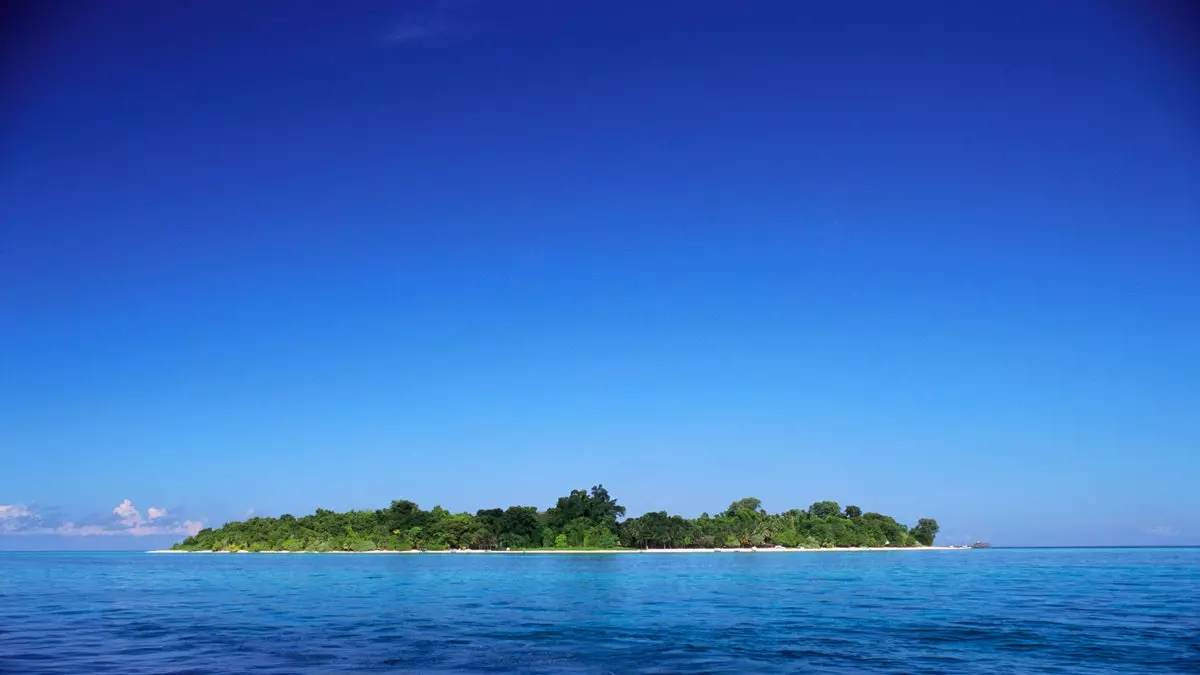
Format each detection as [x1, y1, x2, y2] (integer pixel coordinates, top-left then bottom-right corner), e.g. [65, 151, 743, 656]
[2, 0, 1197, 550]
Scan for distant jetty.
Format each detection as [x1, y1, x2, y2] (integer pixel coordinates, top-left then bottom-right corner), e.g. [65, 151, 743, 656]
[167, 486, 942, 553]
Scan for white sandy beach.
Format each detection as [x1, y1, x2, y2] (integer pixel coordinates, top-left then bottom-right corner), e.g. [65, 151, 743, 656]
[148, 546, 965, 554]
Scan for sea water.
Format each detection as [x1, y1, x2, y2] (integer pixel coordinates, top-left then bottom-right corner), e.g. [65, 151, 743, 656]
[0, 548, 1196, 673]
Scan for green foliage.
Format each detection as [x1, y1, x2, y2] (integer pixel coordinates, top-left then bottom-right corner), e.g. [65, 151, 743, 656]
[585, 527, 619, 549]
[171, 487, 936, 551]
[774, 528, 800, 547]
[808, 501, 842, 519]
[619, 511, 692, 548]
[545, 485, 625, 534]
[563, 518, 592, 547]
[725, 497, 764, 517]
[912, 518, 940, 546]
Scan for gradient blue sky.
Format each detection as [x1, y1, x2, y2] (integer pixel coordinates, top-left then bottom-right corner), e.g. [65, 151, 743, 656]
[2, 0, 1197, 549]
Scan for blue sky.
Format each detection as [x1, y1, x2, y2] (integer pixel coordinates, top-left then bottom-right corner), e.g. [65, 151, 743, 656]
[1, 0, 1197, 549]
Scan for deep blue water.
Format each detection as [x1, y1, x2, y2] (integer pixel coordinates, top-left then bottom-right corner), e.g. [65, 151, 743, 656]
[1, 549, 1197, 674]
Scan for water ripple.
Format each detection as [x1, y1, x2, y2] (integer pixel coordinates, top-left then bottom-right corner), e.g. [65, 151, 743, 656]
[0, 549, 1197, 673]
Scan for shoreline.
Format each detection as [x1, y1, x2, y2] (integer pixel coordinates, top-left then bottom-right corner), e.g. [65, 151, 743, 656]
[148, 546, 966, 554]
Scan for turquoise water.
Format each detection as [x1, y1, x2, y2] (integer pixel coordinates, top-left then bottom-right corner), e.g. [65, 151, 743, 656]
[1, 549, 1197, 673]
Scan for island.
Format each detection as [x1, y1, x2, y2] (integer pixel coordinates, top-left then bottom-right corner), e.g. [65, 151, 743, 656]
[168, 485, 941, 552]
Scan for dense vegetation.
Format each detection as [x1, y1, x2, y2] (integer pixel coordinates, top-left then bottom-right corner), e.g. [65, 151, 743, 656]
[173, 486, 939, 552]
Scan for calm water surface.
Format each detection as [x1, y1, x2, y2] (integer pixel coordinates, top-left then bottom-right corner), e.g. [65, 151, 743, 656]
[1, 548, 1197, 673]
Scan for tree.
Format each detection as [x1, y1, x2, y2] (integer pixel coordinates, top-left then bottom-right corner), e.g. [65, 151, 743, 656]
[585, 527, 619, 548]
[170, 487, 937, 553]
[725, 497, 763, 517]
[383, 500, 429, 534]
[443, 513, 477, 549]
[474, 508, 504, 546]
[473, 528, 497, 550]
[775, 528, 800, 547]
[911, 518, 940, 546]
[619, 512, 692, 548]
[546, 485, 625, 532]
[563, 518, 592, 547]
[809, 501, 842, 519]
[498, 506, 540, 548]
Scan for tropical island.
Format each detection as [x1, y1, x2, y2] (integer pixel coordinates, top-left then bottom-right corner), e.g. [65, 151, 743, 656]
[170, 486, 941, 552]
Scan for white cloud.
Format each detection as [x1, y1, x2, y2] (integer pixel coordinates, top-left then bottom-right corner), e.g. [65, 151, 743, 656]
[55, 523, 116, 536]
[0, 505, 33, 519]
[0, 501, 202, 538]
[0, 504, 38, 534]
[1145, 525, 1181, 537]
[112, 499, 142, 527]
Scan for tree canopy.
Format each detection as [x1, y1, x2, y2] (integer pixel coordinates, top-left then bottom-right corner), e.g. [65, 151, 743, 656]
[173, 487, 938, 552]
[911, 518, 941, 546]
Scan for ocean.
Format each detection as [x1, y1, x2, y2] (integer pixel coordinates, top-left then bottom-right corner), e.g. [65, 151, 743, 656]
[1, 548, 1196, 673]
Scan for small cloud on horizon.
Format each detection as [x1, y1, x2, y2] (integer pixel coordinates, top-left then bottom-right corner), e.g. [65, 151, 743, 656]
[0, 505, 33, 520]
[0, 501, 202, 538]
[1144, 525, 1181, 537]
